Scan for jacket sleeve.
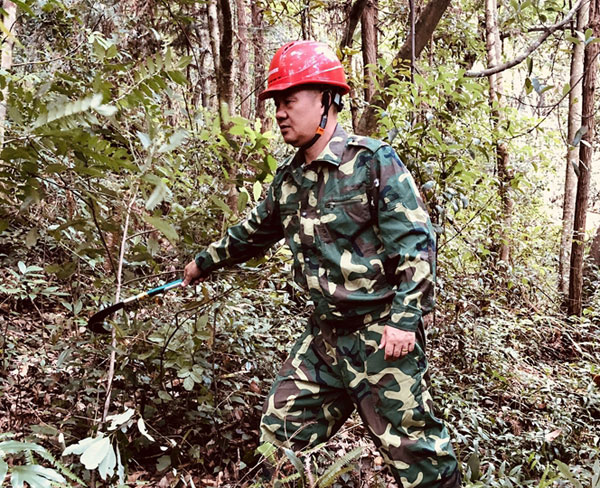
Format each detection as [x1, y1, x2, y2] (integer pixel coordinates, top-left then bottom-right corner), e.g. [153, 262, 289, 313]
[194, 181, 284, 275]
[373, 145, 436, 332]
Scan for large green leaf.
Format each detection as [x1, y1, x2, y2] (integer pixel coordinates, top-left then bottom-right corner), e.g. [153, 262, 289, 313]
[106, 408, 135, 431]
[0, 441, 47, 454]
[80, 436, 111, 470]
[62, 435, 98, 457]
[143, 215, 179, 243]
[145, 179, 170, 211]
[0, 459, 8, 484]
[33, 93, 114, 128]
[9, 465, 66, 488]
[97, 442, 116, 480]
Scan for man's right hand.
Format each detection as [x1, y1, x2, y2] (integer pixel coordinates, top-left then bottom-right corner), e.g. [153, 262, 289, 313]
[182, 259, 205, 287]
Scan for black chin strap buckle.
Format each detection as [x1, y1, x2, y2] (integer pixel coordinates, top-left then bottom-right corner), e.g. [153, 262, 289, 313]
[332, 92, 344, 111]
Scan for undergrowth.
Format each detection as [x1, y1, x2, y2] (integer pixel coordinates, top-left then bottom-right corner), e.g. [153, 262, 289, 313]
[2, 243, 600, 486]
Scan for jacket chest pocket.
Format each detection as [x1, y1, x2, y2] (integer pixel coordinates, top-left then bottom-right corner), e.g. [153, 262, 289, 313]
[279, 202, 300, 241]
[319, 193, 371, 241]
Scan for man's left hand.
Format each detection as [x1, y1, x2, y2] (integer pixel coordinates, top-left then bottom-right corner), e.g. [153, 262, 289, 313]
[379, 326, 415, 361]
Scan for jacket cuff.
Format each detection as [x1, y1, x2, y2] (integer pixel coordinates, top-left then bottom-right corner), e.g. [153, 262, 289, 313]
[385, 305, 422, 332]
[194, 251, 217, 275]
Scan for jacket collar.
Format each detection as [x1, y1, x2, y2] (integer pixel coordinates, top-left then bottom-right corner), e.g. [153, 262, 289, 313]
[283, 124, 348, 185]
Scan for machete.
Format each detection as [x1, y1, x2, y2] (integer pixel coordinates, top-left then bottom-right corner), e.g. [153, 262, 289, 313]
[88, 279, 183, 333]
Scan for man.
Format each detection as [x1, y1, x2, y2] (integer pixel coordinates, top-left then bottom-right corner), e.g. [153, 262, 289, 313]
[183, 40, 461, 487]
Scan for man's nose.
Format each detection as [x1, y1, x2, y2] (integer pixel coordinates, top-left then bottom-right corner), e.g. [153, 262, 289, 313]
[275, 107, 287, 121]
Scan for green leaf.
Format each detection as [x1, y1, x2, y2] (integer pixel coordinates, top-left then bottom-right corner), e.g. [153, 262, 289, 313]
[253, 181, 263, 201]
[33, 93, 104, 128]
[422, 180, 435, 191]
[210, 195, 232, 216]
[116, 443, 125, 484]
[45, 163, 67, 174]
[62, 436, 97, 457]
[183, 375, 195, 391]
[145, 180, 169, 211]
[10, 465, 66, 488]
[317, 446, 362, 487]
[0, 459, 7, 485]
[93, 104, 117, 117]
[56, 348, 72, 368]
[166, 70, 188, 85]
[25, 228, 39, 248]
[80, 436, 111, 470]
[256, 442, 277, 463]
[554, 460, 583, 488]
[156, 455, 171, 472]
[137, 418, 155, 442]
[0, 219, 8, 232]
[17, 261, 26, 274]
[106, 408, 135, 431]
[466, 452, 481, 481]
[143, 215, 179, 243]
[97, 442, 116, 480]
[0, 440, 47, 455]
[158, 129, 188, 153]
[283, 448, 304, 479]
[571, 126, 587, 147]
[12, 0, 35, 16]
[237, 189, 249, 213]
[266, 155, 277, 173]
[136, 131, 152, 149]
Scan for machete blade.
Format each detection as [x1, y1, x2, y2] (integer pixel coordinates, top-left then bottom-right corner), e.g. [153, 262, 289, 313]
[87, 302, 125, 333]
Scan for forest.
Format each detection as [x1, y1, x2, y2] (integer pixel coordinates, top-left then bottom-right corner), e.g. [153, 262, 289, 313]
[0, 0, 599, 486]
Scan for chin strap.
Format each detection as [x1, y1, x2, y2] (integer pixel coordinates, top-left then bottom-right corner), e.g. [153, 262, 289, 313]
[301, 91, 343, 152]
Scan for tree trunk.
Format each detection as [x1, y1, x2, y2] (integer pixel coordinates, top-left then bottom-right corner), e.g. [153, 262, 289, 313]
[356, 0, 452, 135]
[340, 0, 368, 51]
[485, 0, 512, 264]
[361, 0, 378, 103]
[235, 0, 250, 119]
[217, 0, 234, 115]
[589, 225, 600, 268]
[0, 0, 17, 147]
[195, 15, 213, 110]
[559, 0, 589, 294]
[251, 2, 268, 129]
[339, 0, 369, 132]
[568, 0, 599, 316]
[207, 0, 220, 75]
[301, 0, 313, 40]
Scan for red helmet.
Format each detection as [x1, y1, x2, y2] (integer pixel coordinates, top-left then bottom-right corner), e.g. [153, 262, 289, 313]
[259, 40, 350, 100]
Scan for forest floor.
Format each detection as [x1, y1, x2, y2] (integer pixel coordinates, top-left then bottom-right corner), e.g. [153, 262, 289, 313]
[2, 279, 600, 487]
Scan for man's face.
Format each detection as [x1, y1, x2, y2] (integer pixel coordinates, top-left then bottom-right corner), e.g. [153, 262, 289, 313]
[272, 88, 323, 147]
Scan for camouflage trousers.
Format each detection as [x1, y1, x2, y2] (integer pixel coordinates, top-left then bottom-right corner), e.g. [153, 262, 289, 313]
[260, 317, 461, 487]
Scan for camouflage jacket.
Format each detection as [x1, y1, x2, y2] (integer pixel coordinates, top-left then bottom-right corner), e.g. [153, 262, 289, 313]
[195, 125, 435, 332]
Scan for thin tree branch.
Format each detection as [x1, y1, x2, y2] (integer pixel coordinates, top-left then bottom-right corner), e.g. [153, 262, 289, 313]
[102, 185, 138, 423]
[356, 0, 453, 135]
[506, 50, 599, 141]
[12, 16, 102, 68]
[465, 0, 585, 78]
